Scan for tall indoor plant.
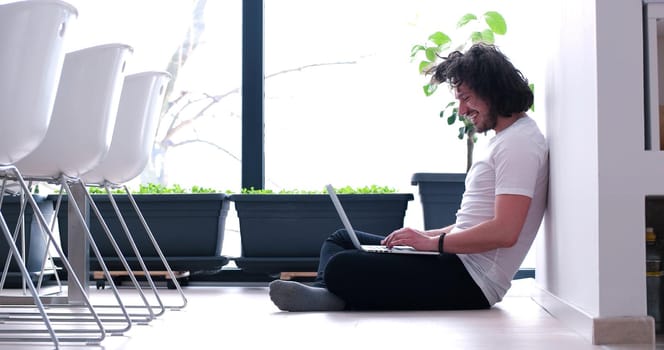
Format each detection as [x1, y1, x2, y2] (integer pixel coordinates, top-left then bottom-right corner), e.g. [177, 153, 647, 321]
[411, 11, 508, 171]
[409, 11, 508, 229]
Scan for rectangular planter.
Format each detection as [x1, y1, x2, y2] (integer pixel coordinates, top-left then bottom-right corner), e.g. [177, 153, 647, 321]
[0, 195, 55, 283]
[54, 193, 230, 272]
[411, 173, 466, 230]
[230, 193, 413, 274]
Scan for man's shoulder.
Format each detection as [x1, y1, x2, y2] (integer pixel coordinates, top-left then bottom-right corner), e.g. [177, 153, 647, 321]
[501, 118, 547, 149]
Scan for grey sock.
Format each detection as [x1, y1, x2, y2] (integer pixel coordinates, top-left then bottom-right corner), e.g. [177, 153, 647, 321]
[268, 280, 345, 312]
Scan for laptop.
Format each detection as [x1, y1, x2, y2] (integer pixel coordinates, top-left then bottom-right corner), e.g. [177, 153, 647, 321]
[325, 184, 439, 255]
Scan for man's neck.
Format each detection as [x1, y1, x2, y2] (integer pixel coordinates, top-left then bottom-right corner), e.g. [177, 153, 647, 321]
[494, 112, 526, 133]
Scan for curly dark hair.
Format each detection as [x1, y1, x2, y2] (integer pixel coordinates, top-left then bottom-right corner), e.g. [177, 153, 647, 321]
[426, 43, 533, 117]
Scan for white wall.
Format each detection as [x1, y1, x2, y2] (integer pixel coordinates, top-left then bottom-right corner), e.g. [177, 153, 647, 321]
[538, 0, 650, 320]
[538, 0, 600, 317]
[595, 0, 649, 318]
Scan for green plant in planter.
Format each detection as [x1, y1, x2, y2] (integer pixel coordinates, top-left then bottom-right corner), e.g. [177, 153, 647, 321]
[87, 183, 223, 195]
[56, 182, 232, 275]
[410, 11, 508, 172]
[409, 11, 535, 230]
[240, 185, 397, 195]
[230, 184, 412, 274]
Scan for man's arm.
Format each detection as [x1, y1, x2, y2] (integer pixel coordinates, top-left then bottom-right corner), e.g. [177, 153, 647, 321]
[441, 194, 531, 253]
[422, 224, 456, 237]
[382, 194, 531, 253]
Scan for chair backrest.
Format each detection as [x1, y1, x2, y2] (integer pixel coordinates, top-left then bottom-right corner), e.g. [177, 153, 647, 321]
[82, 71, 171, 185]
[0, 0, 78, 165]
[15, 43, 133, 179]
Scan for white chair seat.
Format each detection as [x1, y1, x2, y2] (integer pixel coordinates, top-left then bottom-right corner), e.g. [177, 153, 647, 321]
[0, 0, 78, 165]
[82, 71, 170, 185]
[14, 43, 133, 178]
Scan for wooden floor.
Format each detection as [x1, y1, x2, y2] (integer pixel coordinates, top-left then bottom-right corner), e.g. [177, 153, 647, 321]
[0, 279, 659, 349]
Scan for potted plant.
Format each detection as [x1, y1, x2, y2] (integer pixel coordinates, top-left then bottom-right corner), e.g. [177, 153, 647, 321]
[229, 185, 413, 275]
[54, 183, 231, 275]
[409, 11, 508, 230]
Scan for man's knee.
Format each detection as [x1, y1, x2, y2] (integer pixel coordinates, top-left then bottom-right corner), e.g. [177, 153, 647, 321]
[326, 228, 351, 244]
[324, 250, 371, 286]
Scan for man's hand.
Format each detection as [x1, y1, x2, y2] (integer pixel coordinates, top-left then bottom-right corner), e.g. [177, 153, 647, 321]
[381, 227, 438, 252]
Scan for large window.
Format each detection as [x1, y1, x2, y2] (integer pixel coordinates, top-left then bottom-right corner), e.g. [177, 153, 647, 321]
[263, 1, 468, 194]
[262, 0, 544, 228]
[64, 0, 542, 265]
[67, 0, 542, 201]
[66, 0, 243, 191]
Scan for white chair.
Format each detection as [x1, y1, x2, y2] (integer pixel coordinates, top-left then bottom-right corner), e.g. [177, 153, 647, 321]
[15, 43, 131, 178]
[0, 0, 76, 165]
[83, 71, 172, 185]
[0, 1, 99, 348]
[81, 71, 189, 312]
[11, 43, 139, 337]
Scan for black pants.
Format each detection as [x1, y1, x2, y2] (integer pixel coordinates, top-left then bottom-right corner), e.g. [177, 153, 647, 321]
[313, 229, 490, 311]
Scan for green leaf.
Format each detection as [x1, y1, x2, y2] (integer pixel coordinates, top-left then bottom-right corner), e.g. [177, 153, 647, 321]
[445, 105, 458, 124]
[190, 185, 218, 193]
[418, 60, 431, 74]
[529, 83, 535, 112]
[423, 84, 437, 96]
[410, 44, 425, 58]
[484, 11, 507, 35]
[457, 13, 477, 28]
[470, 31, 483, 43]
[463, 117, 474, 129]
[458, 126, 466, 139]
[480, 29, 495, 43]
[428, 31, 451, 47]
[425, 47, 438, 61]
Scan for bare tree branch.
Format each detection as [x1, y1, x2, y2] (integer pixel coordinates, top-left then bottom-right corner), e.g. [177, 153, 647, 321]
[169, 139, 241, 162]
[145, 0, 361, 185]
[161, 0, 207, 113]
[158, 60, 359, 158]
[265, 61, 357, 79]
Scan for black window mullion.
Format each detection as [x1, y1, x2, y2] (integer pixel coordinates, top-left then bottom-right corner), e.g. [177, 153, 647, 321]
[241, 0, 265, 190]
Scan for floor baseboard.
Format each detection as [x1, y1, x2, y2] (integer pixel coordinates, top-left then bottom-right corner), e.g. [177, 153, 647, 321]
[530, 281, 654, 345]
[593, 316, 654, 345]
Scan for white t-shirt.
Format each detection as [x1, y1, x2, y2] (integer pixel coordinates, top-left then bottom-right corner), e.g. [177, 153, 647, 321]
[455, 116, 548, 306]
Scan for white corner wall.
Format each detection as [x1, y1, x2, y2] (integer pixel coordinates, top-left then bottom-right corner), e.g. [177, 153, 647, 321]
[595, 0, 648, 318]
[537, 0, 601, 317]
[537, 0, 653, 335]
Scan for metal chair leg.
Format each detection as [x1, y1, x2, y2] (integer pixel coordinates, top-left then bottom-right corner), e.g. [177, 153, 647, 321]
[0, 166, 107, 346]
[0, 212, 60, 349]
[81, 181, 160, 321]
[94, 183, 167, 316]
[124, 185, 188, 309]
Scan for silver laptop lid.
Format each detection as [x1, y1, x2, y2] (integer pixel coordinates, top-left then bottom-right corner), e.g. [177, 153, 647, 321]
[325, 184, 363, 250]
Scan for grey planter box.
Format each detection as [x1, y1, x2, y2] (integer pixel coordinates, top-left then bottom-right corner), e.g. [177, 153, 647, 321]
[411, 173, 465, 230]
[54, 193, 230, 272]
[230, 193, 413, 274]
[0, 195, 55, 283]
